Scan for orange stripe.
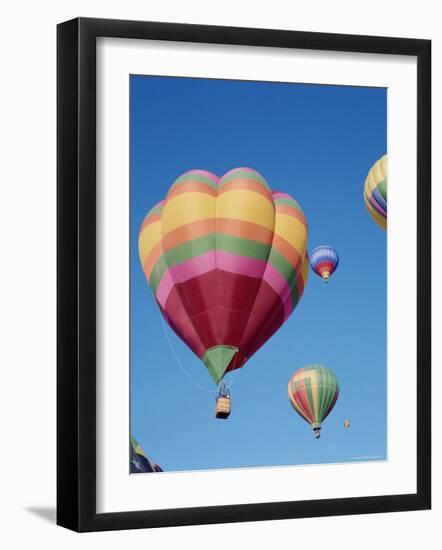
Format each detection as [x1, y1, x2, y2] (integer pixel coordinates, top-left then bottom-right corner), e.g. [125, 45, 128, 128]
[272, 234, 302, 267]
[140, 213, 161, 231]
[143, 241, 164, 279]
[276, 205, 307, 226]
[217, 178, 274, 203]
[166, 181, 217, 200]
[161, 217, 278, 252]
[162, 219, 216, 252]
[216, 218, 274, 244]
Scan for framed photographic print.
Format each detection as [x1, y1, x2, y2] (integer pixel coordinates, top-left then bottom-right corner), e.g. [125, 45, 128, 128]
[57, 17, 431, 532]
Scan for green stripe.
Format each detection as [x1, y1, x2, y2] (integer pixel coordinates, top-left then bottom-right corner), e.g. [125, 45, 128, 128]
[318, 369, 331, 420]
[267, 248, 297, 285]
[274, 198, 301, 210]
[165, 234, 216, 266]
[149, 255, 169, 293]
[146, 204, 163, 217]
[318, 369, 338, 420]
[304, 376, 316, 421]
[218, 170, 270, 190]
[377, 179, 387, 201]
[170, 173, 218, 190]
[150, 232, 302, 296]
[163, 234, 271, 268]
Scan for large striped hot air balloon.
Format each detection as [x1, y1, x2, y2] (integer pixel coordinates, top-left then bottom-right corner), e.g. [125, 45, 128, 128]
[139, 168, 309, 401]
[310, 245, 339, 283]
[288, 365, 339, 438]
[364, 154, 387, 229]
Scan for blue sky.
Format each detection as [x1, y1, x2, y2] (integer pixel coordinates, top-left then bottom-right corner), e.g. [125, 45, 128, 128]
[130, 75, 387, 472]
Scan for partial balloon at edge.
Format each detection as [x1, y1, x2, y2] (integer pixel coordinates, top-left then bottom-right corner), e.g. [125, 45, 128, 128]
[130, 436, 163, 473]
[364, 154, 387, 230]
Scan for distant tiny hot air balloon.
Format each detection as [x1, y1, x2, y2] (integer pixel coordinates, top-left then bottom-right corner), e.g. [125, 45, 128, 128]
[344, 419, 350, 429]
[288, 365, 339, 438]
[310, 245, 339, 283]
[364, 154, 387, 229]
[139, 168, 309, 417]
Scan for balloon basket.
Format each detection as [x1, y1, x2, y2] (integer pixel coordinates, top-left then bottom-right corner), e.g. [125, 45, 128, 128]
[314, 428, 321, 439]
[215, 396, 231, 419]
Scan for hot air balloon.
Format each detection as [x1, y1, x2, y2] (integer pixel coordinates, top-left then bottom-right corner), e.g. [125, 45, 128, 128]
[130, 436, 162, 473]
[344, 419, 350, 429]
[288, 365, 339, 438]
[310, 245, 339, 283]
[364, 154, 387, 229]
[139, 168, 309, 415]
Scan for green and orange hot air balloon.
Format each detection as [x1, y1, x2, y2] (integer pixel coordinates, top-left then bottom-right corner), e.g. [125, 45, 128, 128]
[288, 365, 339, 438]
[139, 168, 309, 413]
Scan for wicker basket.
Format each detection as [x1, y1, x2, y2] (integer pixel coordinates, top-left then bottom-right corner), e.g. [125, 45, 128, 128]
[215, 396, 231, 419]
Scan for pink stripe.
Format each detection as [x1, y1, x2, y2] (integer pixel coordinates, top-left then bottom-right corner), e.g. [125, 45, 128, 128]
[216, 251, 267, 278]
[156, 251, 268, 306]
[169, 251, 216, 283]
[272, 192, 293, 200]
[155, 270, 174, 309]
[263, 263, 292, 304]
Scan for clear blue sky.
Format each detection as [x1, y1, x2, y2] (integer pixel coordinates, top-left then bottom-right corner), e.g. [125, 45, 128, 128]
[130, 75, 387, 472]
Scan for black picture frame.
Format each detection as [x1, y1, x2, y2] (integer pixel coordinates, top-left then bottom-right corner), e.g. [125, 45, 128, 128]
[57, 17, 431, 532]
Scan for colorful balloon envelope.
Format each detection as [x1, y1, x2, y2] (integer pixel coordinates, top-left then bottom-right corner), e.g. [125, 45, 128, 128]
[288, 365, 339, 438]
[364, 154, 387, 229]
[130, 436, 162, 473]
[139, 168, 309, 388]
[310, 245, 339, 283]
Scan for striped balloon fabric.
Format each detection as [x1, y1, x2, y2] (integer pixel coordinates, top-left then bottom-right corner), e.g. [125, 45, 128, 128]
[130, 436, 162, 473]
[139, 168, 308, 385]
[364, 154, 387, 229]
[288, 365, 339, 438]
[309, 245, 339, 283]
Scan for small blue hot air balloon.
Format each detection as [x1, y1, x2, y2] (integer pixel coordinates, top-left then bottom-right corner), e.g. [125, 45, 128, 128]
[310, 245, 339, 284]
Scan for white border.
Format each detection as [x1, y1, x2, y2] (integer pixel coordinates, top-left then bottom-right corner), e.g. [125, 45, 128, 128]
[96, 38, 417, 513]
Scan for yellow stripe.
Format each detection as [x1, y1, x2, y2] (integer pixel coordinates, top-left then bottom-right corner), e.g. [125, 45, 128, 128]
[274, 214, 307, 256]
[139, 221, 162, 264]
[365, 155, 387, 193]
[161, 192, 216, 235]
[300, 253, 309, 284]
[216, 190, 275, 231]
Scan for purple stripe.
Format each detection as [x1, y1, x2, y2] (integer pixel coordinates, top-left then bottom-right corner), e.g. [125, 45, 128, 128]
[372, 187, 387, 213]
[368, 193, 387, 216]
